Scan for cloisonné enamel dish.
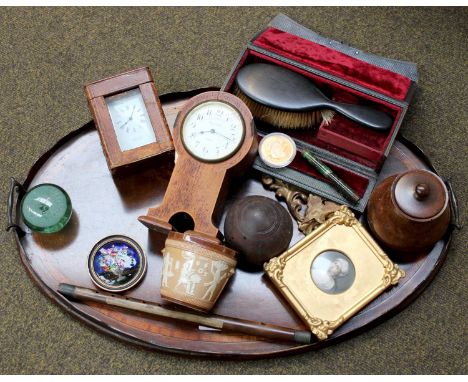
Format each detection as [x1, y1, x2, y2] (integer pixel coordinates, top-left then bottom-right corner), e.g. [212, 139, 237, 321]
[88, 235, 147, 292]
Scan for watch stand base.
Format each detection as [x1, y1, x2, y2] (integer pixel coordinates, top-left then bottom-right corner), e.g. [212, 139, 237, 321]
[138, 215, 173, 234]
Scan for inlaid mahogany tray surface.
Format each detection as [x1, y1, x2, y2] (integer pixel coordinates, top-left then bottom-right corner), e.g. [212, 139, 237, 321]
[7, 87, 457, 359]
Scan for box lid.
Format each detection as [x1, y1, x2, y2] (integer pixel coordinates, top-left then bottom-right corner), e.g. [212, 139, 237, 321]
[264, 14, 418, 90]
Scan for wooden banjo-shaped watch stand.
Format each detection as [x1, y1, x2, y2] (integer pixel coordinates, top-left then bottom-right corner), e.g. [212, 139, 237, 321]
[138, 91, 258, 242]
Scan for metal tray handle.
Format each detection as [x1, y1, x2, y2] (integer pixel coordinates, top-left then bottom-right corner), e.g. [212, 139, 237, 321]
[6, 177, 26, 237]
[445, 178, 461, 230]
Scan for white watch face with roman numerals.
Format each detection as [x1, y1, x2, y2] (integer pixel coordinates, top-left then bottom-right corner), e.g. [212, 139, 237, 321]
[105, 88, 157, 152]
[181, 101, 245, 162]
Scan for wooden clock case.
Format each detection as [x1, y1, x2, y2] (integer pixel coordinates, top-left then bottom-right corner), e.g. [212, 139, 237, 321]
[138, 91, 258, 240]
[84, 67, 174, 172]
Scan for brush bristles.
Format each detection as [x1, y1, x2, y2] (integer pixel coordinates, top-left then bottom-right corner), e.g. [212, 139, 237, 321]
[234, 86, 334, 129]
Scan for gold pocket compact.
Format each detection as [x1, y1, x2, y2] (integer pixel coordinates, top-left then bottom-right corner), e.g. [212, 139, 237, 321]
[259, 132, 297, 168]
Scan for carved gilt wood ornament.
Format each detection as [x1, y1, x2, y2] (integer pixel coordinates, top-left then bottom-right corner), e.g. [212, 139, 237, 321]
[262, 175, 341, 235]
[264, 206, 405, 340]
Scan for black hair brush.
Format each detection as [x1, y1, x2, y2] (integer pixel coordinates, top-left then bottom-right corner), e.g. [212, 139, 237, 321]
[234, 63, 392, 131]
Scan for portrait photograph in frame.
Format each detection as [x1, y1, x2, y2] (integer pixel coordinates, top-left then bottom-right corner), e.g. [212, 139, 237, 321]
[264, 206, 405, 341]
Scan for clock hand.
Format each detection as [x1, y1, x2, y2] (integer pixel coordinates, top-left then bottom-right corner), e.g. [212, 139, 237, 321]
[118, 106, 137, 130]
[118, 119, 130, 130]
[129, 105, 136, 120]
[192, 130, 215, 139]
[210, 129, 233, 142]
[193, 129, 233, 143]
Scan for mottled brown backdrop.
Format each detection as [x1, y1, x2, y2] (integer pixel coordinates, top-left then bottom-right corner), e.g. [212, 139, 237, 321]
[0, 7, 466, 374]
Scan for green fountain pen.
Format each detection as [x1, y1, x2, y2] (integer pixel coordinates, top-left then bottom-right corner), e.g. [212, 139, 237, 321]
[301, 150, 361, 204]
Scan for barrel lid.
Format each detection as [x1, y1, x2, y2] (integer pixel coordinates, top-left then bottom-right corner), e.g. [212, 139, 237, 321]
[393, 169, 447, 219]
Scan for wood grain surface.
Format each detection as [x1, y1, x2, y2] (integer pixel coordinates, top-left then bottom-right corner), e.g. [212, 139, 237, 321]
[9, 88, 454, 358]
[139, 91, 257, 239]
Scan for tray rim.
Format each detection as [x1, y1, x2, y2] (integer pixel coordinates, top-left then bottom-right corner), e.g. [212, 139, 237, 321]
[6, 87, 457, 359]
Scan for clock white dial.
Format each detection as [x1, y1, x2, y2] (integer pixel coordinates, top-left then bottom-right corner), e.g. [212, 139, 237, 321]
[105, 88, 157, 152]
[181, 101, 245, 162]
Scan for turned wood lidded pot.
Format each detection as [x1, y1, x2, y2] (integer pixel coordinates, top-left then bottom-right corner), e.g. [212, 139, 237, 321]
[367, 169, 451, 256]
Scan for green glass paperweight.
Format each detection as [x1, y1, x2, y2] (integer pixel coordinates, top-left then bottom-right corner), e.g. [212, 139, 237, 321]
[20, 183, 72, 233]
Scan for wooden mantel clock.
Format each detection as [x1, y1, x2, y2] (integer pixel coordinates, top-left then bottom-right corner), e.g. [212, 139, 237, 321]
[138, 91, 257, 240]
[84, 67, 174, 172]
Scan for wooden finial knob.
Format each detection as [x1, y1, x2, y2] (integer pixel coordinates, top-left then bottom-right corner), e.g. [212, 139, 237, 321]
[414, 183, 430, 201]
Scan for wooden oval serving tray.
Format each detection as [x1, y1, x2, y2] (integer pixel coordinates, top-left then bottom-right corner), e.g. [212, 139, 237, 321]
[8, 87, 456, 359]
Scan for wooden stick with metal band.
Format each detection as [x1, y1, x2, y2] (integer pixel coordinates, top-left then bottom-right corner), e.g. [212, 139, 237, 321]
[301, 150, 361, 204]
[57, 283, 312, 345]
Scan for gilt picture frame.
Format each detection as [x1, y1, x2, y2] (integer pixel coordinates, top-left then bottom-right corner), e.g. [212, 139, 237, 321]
[264, 206, 405, 341]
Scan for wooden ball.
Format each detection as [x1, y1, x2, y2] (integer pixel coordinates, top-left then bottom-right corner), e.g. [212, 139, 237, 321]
[223, 196, 293, 270]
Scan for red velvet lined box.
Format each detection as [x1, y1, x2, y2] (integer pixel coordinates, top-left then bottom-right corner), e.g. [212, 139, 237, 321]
[222, 14, 418, 212]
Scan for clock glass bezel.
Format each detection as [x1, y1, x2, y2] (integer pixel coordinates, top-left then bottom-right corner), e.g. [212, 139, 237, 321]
[180, 100, 246, 163]
[105, 87, 157, 152]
